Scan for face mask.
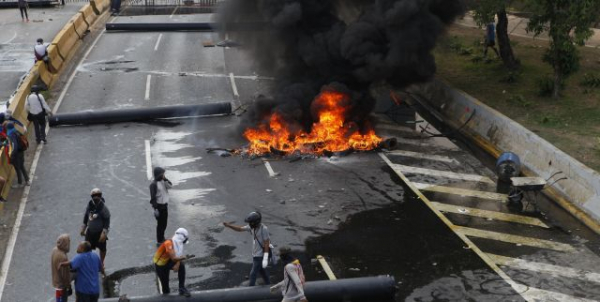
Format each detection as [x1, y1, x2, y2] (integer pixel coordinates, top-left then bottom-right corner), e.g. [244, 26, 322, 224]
[92, 196, 101, 203]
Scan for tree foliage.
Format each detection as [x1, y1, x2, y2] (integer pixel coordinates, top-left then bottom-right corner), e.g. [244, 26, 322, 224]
[526, 0, 600, 98]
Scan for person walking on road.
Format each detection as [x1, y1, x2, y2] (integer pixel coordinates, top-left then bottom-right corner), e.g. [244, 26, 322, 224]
[58, 241, 104, 302]
[18, 0, 29, 22]
[483, 22, 500, 57]
[26, 88, 52, 144]
[149, 167, 172, 245]
[153, 228, 192, 297]
[80, 188, 110, 266]
[270, 247, 308, 302]
[5, 122, 30, 188]
[223, 211, 272, 286]
[51, 234, 72, 302]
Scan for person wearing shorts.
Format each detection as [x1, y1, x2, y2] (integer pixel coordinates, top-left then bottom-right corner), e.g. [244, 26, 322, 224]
[80, 188, 110, 266]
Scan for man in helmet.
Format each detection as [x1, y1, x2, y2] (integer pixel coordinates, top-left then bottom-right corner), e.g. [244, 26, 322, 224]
[80, 188, 110, 266]
[153, 228, 191, 297]
[149, 167, 172, 245]
[223, 211, 271, 286]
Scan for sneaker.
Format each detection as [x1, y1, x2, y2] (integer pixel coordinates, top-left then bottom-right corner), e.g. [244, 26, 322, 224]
[179, 288, 191, 298]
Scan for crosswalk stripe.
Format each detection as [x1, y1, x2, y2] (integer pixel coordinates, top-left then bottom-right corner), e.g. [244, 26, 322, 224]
[455, 226, 575, 252]
[391, 164, 494, 184]
[385, 150, 459, 164]
[413, 182, 508, 202]
[375, 123, 416, 134]
[431, 202, 549, 228]
[488, 253, 600, 284]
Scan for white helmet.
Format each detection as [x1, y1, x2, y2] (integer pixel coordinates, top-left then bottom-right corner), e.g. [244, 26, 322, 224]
[90, 188, 102, 196]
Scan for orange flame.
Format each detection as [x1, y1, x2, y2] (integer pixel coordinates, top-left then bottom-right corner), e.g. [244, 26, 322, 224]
[243, 89, 382, 155]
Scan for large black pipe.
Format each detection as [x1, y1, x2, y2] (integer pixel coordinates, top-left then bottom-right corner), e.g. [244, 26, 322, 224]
[105, 22, 264, 32]
[99, 276, 396, 302]
[49, 103, 232, 126]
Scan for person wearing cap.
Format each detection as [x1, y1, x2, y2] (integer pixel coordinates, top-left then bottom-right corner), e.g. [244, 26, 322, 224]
[270, 247, 308, 302]
[80, 188, 110, 266]
[153, 228, 191, 297]
[26, 88, 52, 144]
[149, 166, 172, 244]
[223, 211, 272, 286]
[5, 122, 30, 188]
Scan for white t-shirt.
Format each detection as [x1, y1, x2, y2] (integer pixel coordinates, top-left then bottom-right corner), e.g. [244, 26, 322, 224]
[34, 44, 48, 59]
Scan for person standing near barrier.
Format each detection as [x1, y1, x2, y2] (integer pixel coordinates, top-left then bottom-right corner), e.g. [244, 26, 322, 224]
[58, 241, 104, 302]
[80, 188, 110, 266]
[270, 247, 308, 302]
[153, 228, 192, 297]
[17, 0, 28, 22]
[5, 122, 30, 188]
[51, 234, 72, 302]
[149, 167, 172, 245]
[223, 211, 272, 286]
[26, 89, 52, 144]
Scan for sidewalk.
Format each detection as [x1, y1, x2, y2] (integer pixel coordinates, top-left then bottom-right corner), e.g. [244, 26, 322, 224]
[456, 12, 600, 48]
[0, 4, 86, 102]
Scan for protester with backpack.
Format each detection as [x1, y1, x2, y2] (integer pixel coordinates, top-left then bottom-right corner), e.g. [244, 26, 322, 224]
[5, 122, 30, 188]
[26, 89, 52, 144]
[223, 211, 272, 286]
[270, 247, 308, 302]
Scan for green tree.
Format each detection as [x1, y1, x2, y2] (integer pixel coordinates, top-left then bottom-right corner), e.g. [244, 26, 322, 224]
[472, 0, 520, 70]
[526, 0, 600, 98]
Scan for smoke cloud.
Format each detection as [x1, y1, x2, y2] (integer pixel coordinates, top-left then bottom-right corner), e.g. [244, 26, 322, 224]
[217, 0, 465, 133]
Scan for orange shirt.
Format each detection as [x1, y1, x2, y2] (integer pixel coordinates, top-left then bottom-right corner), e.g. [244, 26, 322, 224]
[153, 240, 173, 266]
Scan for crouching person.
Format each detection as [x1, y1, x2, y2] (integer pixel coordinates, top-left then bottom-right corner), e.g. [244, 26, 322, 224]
[153, 228, 191, 297]
[270, 247, 308, 302]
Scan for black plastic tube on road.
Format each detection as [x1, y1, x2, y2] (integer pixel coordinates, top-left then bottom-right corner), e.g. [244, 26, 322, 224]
[49, 103, 232, 127]
[99, 276, 396, 302]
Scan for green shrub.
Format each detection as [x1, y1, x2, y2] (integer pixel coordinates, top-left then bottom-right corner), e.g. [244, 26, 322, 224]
[580, 73, 600, 88]
[537, 76, 564, 97]
[507, 94, 531, 107]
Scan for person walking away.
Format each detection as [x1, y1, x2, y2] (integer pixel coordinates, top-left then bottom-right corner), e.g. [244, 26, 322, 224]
[26, 89, 52, 144]
[153, 228, 191, 297]
[223, 211, 272, 286]
[80, 188, 110, 266]
[149, 167, 172, 245]
[484, 22, 500, 57]
[51, 234, 72, 302]
[270, 247, 308, 302]
[18, 0, 28, 22]
[58, 241, 104, 302]
[5, 122, 30, 188]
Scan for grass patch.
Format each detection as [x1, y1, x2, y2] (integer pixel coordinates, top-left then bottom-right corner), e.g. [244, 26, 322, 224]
[434, 25, 600, 171]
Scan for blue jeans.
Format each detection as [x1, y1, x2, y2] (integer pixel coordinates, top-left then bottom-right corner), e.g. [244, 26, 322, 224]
[249, 256, 270, 286]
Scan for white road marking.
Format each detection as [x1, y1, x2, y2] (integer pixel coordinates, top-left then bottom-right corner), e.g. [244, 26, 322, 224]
[263, 160, 279, 177]
[169, 6, 178, 19]
[455, 226, 575, 252]
[488, 254, 600, 284]
[375, 123, 417, 134]
[145, 140, 152, 180]
[2, 32, 17, 44]
[391, 163, 494, 184]
[0, 22, 112, 302]
[523, 287, 598, 302]
[431, 201, 549, 228]
[229, 72, 239, 98]
[153, 33, 163, 51]
[386, 150, 459, 164]
[144, 75, 152, 101]
[413, 182, 508, 202]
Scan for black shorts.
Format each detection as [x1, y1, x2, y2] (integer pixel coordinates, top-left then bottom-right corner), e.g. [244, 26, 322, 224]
[86, 231, 107, 252]
[486, 40, 496, 47]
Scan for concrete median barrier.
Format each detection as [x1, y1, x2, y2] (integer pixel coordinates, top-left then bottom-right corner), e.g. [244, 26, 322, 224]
[71, 13, 89, 38]
[52, 26, 80, 61]
[80, 5, 98, 27]
[47, 44, 64, 71]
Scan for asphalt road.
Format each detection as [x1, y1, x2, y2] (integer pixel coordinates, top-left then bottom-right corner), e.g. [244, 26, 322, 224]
[0, 4, 86, 103]
[1, 10, 600, 302]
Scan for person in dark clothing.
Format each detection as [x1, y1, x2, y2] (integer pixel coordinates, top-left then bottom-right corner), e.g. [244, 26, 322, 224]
[484, 22, 500, 57]
[149, 167, 172, 245]
[80, 188, 110, 266]
[5, 122, 30, 188]
[17, 0, 28, 22]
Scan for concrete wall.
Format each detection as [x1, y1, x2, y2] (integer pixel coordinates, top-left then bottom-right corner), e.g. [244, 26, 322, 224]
[407, 80, 600, 229]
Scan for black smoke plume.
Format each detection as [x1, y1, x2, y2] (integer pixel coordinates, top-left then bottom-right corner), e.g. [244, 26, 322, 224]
[217, 0, 465, 134]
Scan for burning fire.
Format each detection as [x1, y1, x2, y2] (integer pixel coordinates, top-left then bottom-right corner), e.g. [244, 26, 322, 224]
[243, 89, 382, 155]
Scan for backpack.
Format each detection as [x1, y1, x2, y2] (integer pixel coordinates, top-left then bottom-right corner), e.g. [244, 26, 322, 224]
[17, 134, 28, 151]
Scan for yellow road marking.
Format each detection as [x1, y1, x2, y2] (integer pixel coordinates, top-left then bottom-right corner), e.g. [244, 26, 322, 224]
[431, 201, 549, 228]
[316, 255, 337, 280]
[413, 182, 507, 202]
[392, 164, 494, 183]
[455, 226, 574, 252]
